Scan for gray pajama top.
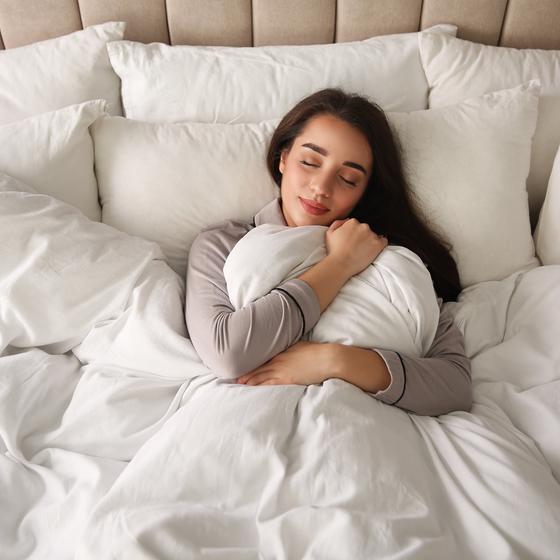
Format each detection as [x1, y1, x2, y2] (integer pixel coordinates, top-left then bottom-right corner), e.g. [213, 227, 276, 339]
[185, 198, 472, 416]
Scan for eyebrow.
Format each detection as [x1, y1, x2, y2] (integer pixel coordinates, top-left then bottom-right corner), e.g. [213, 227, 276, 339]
[302, 142, 368, 175]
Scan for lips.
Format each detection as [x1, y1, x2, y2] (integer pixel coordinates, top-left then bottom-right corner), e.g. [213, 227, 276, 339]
[299, 197, 329, 215]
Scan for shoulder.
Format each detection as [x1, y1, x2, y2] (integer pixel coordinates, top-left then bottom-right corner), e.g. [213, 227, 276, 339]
[196, 218, 253, 242]
[191, 218, 253, 255]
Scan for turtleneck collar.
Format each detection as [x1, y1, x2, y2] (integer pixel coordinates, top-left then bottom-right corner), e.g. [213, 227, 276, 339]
[253, 197, 288, 227]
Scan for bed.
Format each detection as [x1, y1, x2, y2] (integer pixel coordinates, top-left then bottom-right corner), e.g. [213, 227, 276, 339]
[1, 1, 560, 558]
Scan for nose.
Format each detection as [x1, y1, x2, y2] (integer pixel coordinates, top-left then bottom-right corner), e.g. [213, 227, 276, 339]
[310, 170, 334, 198]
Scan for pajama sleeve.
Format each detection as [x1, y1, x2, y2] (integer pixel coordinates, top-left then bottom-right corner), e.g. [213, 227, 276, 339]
[371, 304, 472, 416]
[185, 221, 321, 379]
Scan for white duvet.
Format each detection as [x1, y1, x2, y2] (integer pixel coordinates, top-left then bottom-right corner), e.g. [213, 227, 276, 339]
[224, 223, 440, 356]
[1, 175, 560, 560]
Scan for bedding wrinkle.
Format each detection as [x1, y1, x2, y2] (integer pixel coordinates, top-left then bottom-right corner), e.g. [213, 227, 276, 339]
[255, 386, 339, 559]
[411, 413, 530, 560]
[253, 382, 442, 558]
[475, 381, 560, 482]
[255, 389, 304, 530]
[191, 48, 311, 72]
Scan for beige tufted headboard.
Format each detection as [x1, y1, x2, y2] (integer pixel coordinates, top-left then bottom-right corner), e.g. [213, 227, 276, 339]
[0, 0, 559, 50]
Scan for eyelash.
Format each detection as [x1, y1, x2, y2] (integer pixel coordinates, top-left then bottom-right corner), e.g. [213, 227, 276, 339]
[299, 160, 357, 187]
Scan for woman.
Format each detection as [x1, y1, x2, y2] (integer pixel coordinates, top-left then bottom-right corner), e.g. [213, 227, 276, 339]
[185, 89, 472, 416]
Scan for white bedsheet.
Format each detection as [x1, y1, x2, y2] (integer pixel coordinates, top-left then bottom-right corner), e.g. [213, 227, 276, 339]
[1, 183, 559, 559]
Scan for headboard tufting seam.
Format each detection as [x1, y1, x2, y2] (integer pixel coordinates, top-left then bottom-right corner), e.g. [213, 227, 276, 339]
[497, 0, 510, 46]
[0, 0, 559, 50]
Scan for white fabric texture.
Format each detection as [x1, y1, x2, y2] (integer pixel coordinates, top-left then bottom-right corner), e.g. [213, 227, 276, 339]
[107, 24, 456, 123]
[92, 116, 280, 276]
[534, 145, 560, 265]
[2, 174, 560, 560]
[223, 224, 439, 357]
[0, 22, 125, 124]
[388, 81, 540, 288]
[0, 100, 106, 221]
[0, 172, 166, 355]
[419, 32, 560, 224]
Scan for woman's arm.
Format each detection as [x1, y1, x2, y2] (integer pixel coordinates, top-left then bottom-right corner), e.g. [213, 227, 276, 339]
[296, 254, 355, 312]
[327, 345, 392, 393]
[299, 218, 387, 312]
[329, 304, 472, 416]
[185, 222, 322, 379]
[238, 305, 471, 416]
[185, 217, 370, 378]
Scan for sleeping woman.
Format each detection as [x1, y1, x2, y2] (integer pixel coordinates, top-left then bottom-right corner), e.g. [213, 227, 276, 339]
[185, 88, 472, 416]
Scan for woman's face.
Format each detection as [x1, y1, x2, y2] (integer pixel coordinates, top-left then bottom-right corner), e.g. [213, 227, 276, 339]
[279, 113, 373, 227]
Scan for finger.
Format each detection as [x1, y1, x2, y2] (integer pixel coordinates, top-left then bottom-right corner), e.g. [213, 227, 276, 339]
[245, 372, 274, 386]
[329, 219, 348, 231]
[237, 372, 260, 383]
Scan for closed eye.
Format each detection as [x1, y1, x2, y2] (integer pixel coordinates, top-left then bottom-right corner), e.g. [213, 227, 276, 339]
[340, 177, 357, 187]
[300, 160, 357, 186]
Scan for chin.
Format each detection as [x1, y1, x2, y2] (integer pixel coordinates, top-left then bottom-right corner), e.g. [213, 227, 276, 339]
[300, 214, 330, 227]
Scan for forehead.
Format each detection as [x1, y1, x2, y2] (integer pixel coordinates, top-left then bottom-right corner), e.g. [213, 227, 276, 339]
[295, 114, 373, 168]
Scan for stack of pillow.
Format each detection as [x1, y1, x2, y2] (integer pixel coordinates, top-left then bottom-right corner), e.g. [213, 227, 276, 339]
[1, 20, 559, 287]
[0, 22, 125, 221]
[96, 22, 458, 276]
[418, 32, 560, 269]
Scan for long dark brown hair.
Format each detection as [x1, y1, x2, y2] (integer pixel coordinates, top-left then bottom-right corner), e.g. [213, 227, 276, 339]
[266, 88, 461, 302]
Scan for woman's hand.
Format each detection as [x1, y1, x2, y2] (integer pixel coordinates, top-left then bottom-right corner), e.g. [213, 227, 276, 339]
[236, 340, 333, 386]
[326, 218, 388, 277]
[236, 340, 391, 394]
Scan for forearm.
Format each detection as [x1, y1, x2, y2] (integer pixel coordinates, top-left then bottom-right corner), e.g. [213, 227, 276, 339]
[371, 306, 472, 416]
[326, 341, 471, 416]
[297, 256, 351, 313]
[327, 343, 391, 393]
[188, 279, 320, 378]
[372, 348, 472, 416]
[186, 226, 322, 378]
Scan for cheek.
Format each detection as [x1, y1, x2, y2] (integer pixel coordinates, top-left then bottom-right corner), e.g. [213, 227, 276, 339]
[281, 164, 305, 193]
[341, 186, 365, 206]
[335, 187, 367, 215]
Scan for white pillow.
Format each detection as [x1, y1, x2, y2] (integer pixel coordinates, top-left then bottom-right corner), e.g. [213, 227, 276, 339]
[0, 100, 107, 221]
[0, 22, 125, 124]
[92, 117, 280, 275]
[107, 24, 456, 124]
[534, 146, 560, 265]
[388, 81, 540, 288]
[93, 82, 540, 287]
[419, 32, 560, 225]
